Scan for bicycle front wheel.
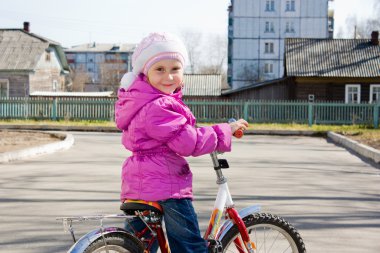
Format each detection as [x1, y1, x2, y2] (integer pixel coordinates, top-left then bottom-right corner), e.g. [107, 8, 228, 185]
[221, 213, 306, 253]
[83, 234, 144, 253]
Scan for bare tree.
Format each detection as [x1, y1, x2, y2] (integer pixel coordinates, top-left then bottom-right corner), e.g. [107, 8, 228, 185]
[99, 54, 127, 93]
[180, 30, 203, 73]
[238, 63, 264, 85]
[343, 2, 380, 39]
[198, 34, 227, 75]
[335, 27, 345, 38]
[364, 1, 380, 37]
[363, 19, 380, 37]
[180, 32, 229, 87]
[68, 65, 90, 92]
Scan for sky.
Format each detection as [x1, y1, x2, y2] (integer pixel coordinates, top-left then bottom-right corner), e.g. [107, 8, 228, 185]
[0, 0, 378, 48]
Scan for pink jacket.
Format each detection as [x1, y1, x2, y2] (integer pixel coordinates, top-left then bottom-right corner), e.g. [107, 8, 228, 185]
[115, 75, 232, 201]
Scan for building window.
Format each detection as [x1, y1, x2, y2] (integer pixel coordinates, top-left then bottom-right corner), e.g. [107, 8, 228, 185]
[45, 51, 51, 62]
[52, 80, 58, 92]
[286, 0, 295, 11]
[66, 53, 75, 64]
[66, 53, 75, 61]
[285, 22, 295, 33]
[120, 54, 128, 61]
[106, 54, 116, 61]
[345, 84, 361, 103]
[265, 0, 275, 11]
[265, 42, 274, 53]
[87, 53, 95, 63]
[76, 54, 86, 63]
[265, 22, 275, 33]
[264, 63, 274, 74]
[95, 53, 105, 62]
[370, 84, 380, 103]
[0, 79, 9, 97]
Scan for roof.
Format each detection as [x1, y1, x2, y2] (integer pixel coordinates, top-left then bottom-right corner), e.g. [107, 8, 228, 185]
[65, 43, 135, 53]
[222, 77, 288, 95]
[285, 38, 380, 78]
[182, 74, 222, 96]
[0, 29, 69, 71]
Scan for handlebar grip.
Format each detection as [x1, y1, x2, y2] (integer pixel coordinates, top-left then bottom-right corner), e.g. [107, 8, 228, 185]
[228, 118, 244, 138]
[233, 129, 244, 138]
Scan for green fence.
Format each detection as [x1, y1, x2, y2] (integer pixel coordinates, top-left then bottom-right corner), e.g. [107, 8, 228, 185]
[0, 97, 379, 128]
[0, 97, 115, 121]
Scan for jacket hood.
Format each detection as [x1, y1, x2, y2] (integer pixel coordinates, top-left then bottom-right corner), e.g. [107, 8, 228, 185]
[117, 74, 183, 129]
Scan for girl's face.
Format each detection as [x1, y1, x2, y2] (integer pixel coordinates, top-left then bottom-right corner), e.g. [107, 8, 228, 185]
[147, 59, 184, 94]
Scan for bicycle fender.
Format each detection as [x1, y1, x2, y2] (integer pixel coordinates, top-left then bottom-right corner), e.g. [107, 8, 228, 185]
[67, 226, 143, 253]
[215, 204, 261, 241]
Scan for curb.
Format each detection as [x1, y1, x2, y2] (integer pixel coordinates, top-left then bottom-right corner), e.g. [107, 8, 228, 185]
[327, 131, 380, 164]
[0, 131, 75, 163]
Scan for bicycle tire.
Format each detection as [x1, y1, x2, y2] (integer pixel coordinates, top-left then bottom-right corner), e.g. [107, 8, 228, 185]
[83, 234, 144, 253]
[221, 213, 306, 253]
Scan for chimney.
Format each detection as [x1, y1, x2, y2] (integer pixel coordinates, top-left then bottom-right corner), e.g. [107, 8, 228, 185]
[23, 22, 30, 33]
[371, 31, 379, 45]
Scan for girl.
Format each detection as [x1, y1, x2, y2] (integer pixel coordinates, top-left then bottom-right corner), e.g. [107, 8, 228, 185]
[115, 32, 248, 253]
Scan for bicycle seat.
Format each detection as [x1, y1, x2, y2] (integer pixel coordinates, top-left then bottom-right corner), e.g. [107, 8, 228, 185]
[120, 200, 163, 215]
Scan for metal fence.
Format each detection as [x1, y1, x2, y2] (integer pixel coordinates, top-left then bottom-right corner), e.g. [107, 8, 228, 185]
[0, 97, 379, 128]
[0, 97, 115, 121]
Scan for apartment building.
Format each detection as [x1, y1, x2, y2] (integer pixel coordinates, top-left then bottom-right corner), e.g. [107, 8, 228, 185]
[64, 43, 134, 91]
[227, 0, 334, 89]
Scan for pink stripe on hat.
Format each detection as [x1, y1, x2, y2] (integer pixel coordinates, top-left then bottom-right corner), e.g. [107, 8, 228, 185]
[143, 52, 185, 75]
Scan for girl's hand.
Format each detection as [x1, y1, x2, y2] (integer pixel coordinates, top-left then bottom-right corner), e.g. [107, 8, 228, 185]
[229, 119, 249, 135]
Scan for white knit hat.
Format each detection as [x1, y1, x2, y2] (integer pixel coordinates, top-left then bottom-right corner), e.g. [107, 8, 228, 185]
[120, 32, 188, 89]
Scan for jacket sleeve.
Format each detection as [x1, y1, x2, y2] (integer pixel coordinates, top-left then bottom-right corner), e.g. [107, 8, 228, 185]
[114, 88, 129, 130]
[145, 102, 232, 157]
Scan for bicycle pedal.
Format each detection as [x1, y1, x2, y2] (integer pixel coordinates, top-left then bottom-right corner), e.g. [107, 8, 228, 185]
[208, 239, 223, 253]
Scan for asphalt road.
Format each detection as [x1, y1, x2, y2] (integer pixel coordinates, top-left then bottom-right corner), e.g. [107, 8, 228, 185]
[0, 132, 379, 253]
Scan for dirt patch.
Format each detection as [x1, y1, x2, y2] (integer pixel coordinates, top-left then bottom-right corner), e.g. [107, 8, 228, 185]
[0, 130, 63, 153]
[346, 135, 380, 151]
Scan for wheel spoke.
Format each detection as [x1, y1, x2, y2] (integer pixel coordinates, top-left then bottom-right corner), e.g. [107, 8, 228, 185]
[92, 245, 132, 253]
[268, 230, 280, 252]
[83, 234, 142, 253]
[221, 213, 306, 253]
[282, 244, 291, 253]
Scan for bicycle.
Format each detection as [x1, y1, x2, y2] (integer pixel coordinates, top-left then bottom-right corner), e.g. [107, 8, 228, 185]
[59, 136, 306, 253]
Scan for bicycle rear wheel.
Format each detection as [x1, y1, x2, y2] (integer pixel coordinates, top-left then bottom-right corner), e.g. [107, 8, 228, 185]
[221, 213, 306, 253]
[83, 234, 144, 253]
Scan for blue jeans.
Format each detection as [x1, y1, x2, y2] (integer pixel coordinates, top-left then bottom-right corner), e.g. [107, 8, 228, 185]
[124, 198, 208, 253]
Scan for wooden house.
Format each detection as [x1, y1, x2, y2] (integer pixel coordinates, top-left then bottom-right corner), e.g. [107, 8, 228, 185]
[223, 32, 380, 103]
[0, 22, 70, 97]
